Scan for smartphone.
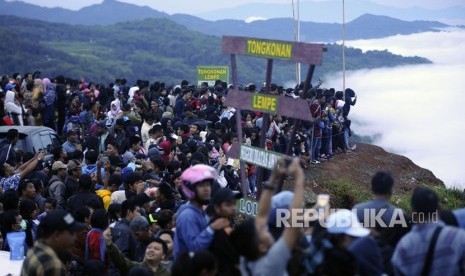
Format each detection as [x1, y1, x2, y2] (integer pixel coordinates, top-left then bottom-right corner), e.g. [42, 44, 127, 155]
[171, 134, 179, 140]
[317, 194, 330, 207]
[100, 156, 109, 163]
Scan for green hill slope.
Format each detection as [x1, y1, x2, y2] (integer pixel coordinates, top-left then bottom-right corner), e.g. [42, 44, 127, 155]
[0, 16, 430, 84]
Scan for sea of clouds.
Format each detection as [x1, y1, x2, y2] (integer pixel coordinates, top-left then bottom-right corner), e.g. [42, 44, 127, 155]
[323, 27, 465, 189]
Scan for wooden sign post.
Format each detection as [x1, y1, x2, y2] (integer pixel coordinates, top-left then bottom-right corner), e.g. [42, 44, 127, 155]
[222, 36, 326, 198]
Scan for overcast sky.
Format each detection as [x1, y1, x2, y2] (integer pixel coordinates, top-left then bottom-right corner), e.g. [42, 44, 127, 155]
[6, 0, 465, 14]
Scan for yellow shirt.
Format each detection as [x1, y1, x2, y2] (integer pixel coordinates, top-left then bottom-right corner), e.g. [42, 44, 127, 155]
[96, 189, 112, 210]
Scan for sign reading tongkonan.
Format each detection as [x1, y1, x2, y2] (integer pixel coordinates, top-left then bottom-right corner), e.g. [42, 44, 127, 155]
[222, 36, 326, 64]
[222, 35, 326, 183]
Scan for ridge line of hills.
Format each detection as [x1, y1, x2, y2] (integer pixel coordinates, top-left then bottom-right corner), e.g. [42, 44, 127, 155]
[0, 13, 431, 84]
[0, 0, 454, 42]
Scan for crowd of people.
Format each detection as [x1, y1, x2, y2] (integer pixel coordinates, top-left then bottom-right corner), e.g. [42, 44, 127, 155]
[0, 72, 464, 276]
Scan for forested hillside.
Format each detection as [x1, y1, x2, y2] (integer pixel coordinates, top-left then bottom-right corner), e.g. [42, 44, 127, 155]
[0, 16, 430, 84]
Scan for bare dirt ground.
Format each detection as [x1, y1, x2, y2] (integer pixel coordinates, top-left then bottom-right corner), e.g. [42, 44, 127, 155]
[282, 143, 444, 205]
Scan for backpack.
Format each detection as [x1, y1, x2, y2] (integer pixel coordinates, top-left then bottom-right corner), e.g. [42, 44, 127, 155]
[85, 228, 106, 262]
[44, 177, 61, 198]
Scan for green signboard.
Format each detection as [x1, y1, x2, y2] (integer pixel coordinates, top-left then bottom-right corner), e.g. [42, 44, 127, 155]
[237, 197, 258, 217]
[240, 144, 286, 170]
[196, 66, 229, 86]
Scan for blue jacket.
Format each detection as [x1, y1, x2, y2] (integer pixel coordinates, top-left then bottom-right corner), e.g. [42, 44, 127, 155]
[109, 219, 136, 276]
[173, 202, 214, 259]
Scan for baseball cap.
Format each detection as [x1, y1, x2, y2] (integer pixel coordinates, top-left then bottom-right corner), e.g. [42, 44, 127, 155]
[121, 167, 134, 183]
[122, 152, 135, 165]
[211, 188, 242, 205]
[67, 160, 82, 171]
[147, 147, 161, 159]
[39, 210, 86, 233]
[52, 161, 68, 172]
[325, 209, 370, 237]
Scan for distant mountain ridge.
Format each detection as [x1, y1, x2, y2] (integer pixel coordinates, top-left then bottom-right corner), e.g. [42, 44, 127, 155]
[198, 0, 465, 26]
[0, 0, 450, 43]
[0, 15, 430, 85]
[170, 13, 448, 42]
[0, 0, 168, 25]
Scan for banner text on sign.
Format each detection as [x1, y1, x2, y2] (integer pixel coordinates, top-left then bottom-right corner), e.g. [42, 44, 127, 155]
[196, 66, 229, 86]
[251, 94, 277, 113]
[247, 39, 293, 60]
[237, 198, 258, 217]
[240, 144, 285, 170]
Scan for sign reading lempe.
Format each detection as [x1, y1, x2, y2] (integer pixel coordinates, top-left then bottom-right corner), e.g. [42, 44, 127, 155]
[252, 94, 277, 113]
[196, 66, 229, 86]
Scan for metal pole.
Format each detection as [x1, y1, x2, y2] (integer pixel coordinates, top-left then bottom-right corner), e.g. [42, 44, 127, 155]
[297, 0, 301, 84]
[342, 0, 346, 95]
[256, 59, 273, 199]
[291, 0, 299, 85]
[231, 54, 248, 197]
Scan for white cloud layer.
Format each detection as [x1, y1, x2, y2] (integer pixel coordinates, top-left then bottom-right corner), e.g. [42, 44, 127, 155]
[245, 16, 267, 23]
[324, 28, 465, 188]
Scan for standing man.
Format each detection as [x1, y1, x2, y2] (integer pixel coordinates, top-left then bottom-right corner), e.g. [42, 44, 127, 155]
[61, 130, 83, 157]
[174, 164, 229, 259]
[21, 210, 86, 276]
[55, 75, 67, 136]
[109, 199, 141, 275]
[64, 159, 82, 200]
[174, 89, 192, 120]
[67, 174, 104, 213]
[392, 187, 465, 275]
[141, 114, 155, 147]
[47, 161, 68, 210]
[0, 128, 19, 166]
[353, 171, 411, 248]
[310, 93, 325, 164]
[209, 188, 242, 276]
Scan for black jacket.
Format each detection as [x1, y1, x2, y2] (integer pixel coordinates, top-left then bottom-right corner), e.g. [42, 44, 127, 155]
[0, 139, 16, 166]
[66, 190, 104, 213]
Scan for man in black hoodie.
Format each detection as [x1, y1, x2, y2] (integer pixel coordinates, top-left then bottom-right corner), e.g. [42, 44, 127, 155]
[66, 174, 104, 213]
[0, 128, 19, 166]
[55, 75, 67, 136]
[208, 188, 242, 276]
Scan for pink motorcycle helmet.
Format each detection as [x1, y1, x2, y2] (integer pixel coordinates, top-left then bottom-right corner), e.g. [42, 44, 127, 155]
[180, 164, 217, 200]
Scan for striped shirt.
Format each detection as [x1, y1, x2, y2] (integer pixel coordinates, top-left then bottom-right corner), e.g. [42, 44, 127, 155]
[21, 240, 68, 276]
[392, 222, 465, 276]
